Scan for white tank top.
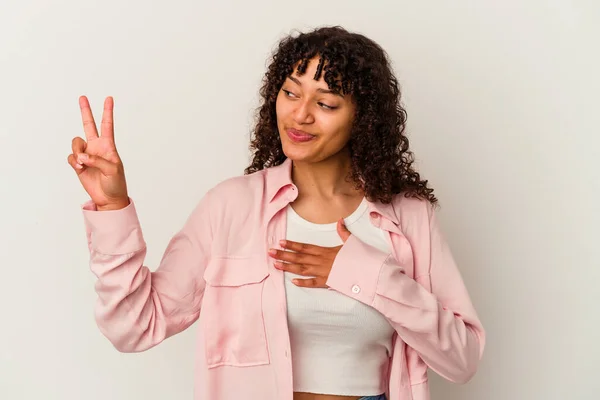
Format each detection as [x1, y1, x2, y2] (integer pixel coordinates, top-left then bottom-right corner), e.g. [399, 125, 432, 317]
[284, 198, 395, 396]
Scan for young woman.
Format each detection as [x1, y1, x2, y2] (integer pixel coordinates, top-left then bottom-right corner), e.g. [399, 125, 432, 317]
[68, 26, 485, 400]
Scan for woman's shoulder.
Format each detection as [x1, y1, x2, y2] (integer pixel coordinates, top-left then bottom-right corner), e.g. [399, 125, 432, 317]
[206, 168, 268, 202]
[391, 192, 435, 214]
[388, 191, 437, 228]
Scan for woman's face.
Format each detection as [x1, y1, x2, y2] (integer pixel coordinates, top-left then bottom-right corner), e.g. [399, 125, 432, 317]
[275, 57, 356, 163]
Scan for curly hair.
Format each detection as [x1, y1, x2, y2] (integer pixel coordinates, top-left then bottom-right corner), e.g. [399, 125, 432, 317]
[244, 25, 437, 206]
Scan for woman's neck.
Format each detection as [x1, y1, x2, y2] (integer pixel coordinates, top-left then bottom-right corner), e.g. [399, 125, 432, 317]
[291, 153, 362, 200]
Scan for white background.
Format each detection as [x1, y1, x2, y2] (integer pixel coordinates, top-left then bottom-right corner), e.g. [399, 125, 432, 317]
[1, 1, 598, 399]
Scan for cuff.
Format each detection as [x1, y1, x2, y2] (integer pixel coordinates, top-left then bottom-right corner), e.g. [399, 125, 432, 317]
[81, 197, 146, 255]
[325, 234, 390, 305]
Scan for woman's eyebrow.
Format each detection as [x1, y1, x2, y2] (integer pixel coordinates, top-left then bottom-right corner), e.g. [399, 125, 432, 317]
[287, 76, 344, 98]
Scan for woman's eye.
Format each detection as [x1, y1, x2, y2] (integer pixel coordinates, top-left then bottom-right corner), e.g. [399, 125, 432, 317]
[319, 103, 337, 110]
[283, 89, 337, 110]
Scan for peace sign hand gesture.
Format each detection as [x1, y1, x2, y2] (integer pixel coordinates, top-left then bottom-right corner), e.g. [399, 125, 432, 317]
[68, 96, 129, 211]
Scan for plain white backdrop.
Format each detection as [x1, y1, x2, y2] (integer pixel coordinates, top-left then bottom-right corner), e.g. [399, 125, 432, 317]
[1, 1, 598, 399]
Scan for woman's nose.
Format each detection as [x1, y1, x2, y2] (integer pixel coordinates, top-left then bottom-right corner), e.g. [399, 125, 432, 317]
[292, 101, 314, 124]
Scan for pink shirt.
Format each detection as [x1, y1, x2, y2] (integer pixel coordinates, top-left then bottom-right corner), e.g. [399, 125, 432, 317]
[81, 157, 485, 400]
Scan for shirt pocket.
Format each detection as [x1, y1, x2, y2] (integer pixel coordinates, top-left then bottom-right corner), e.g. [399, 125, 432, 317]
[202, 256, 270, 368]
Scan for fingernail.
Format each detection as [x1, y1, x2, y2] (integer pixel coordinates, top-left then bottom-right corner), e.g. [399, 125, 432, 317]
[279, 240, 286, 246]
[78, 153, 88, 163]
[268, 249, 277, 255]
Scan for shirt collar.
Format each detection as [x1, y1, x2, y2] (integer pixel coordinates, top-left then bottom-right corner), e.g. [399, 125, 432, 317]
[265, 157, 295, 202]
[265, 157, 399, 224]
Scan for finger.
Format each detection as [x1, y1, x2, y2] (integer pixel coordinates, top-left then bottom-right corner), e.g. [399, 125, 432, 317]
[79, 96, 99, 140]
[101, 96, 114, 140]
[71, 136, 87, 156]
[274, 261, 310, 276]
[77, 153, 119, 176]
[292, 278, 324, 288]
[268, 249, 319, 265]
[336, 219, 352, 243]
[279, 239, 324, 255]
[67, 153, 85, 174]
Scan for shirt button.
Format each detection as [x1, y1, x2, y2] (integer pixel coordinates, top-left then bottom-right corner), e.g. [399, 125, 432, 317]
[351, 285, 361, 294]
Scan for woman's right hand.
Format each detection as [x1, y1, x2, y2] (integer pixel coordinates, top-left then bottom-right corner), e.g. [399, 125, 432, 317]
[68, 96, 130, 211]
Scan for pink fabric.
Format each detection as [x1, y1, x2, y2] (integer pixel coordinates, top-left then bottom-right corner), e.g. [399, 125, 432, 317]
[82, 157, 485, 400]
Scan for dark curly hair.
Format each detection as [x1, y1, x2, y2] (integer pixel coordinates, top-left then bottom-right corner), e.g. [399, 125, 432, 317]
[244, 25, 437, 206]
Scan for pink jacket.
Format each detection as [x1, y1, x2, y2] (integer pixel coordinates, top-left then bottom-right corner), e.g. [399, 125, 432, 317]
[82, 157, 485, 400]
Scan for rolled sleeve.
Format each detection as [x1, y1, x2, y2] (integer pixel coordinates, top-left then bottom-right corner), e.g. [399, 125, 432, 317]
[325, 234, 390, 305]
[82, 198, 146, 255]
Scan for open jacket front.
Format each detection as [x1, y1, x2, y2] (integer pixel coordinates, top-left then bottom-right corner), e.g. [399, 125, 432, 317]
[82, 157, 485, 400]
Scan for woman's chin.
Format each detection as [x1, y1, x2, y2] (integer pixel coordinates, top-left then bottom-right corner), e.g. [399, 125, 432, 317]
[282, 149, 312, 162]
[281, 142, 317, 162]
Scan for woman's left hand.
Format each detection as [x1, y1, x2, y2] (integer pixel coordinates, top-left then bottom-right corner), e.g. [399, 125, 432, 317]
[268, 219, 352, 288]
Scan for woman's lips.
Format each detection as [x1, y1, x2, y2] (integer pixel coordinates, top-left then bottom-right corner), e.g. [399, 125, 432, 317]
[286, 128, 316, 143]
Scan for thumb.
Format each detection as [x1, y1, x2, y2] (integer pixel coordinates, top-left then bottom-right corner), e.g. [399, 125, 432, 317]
[337, 219, 352, 243]
[77, 153, 119, 176]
